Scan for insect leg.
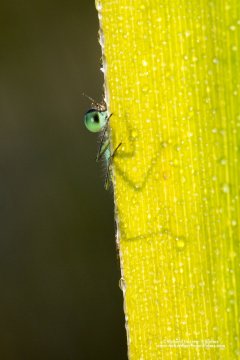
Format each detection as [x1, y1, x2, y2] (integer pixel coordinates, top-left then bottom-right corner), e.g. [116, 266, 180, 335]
[104, 142, 122, 190]
[96, 139, 110, 162]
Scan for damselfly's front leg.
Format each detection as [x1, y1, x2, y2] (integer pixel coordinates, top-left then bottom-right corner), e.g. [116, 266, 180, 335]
[104, 142, 122, 190]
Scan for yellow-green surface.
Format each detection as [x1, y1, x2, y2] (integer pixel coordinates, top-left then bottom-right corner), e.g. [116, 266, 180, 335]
[96, 0, 240, 358]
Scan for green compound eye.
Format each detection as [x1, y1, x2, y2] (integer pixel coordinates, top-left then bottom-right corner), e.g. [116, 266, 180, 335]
[84, 109, 108, 133]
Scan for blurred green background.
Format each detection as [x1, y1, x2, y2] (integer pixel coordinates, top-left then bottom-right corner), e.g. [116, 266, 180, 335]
[0, 1, 126, 359]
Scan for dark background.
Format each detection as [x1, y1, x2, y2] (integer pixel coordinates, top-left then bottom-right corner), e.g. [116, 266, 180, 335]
[0, 1, 126, 359]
